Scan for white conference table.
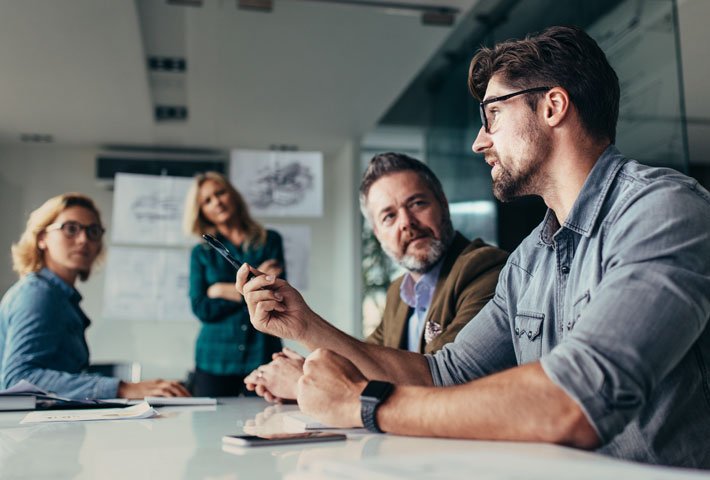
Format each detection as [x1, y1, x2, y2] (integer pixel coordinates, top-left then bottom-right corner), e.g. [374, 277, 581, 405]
[0, 397, 706, 480]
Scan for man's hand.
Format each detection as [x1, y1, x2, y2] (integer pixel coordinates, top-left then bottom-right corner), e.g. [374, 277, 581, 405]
[257, 259, 283, 279]
[297, 349, 367, 428]
[244, 348, 305, 403]
[117, 379, 191, 399]
[235, 263, 316, 342]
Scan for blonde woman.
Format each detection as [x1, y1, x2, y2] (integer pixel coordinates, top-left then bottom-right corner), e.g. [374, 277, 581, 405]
[0, 193, 190, 399]
[184, 172, 285, 396]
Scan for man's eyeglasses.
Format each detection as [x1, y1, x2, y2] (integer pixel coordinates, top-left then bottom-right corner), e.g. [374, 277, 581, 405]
[479, 86, 552, 133]
[45, 221, 105, 242]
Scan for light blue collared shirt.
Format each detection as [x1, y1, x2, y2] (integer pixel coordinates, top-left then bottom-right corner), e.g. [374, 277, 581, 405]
[400, 261, 443, 352]
[427, 146, 710, 468]
[0, 268, 119, 399]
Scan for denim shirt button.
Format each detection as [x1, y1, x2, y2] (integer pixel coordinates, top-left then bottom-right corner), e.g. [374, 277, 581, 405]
[515, 327, 520, 335]
[561, 265, 570, 274]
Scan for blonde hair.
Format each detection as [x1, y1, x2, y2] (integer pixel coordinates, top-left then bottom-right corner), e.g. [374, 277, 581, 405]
[11, 193, 105, 281]
[183, 171, 266, 248]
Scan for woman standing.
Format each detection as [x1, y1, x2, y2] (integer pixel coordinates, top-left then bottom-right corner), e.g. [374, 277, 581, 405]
[184, 172, 285, 396]
[0, 193, 189, 399]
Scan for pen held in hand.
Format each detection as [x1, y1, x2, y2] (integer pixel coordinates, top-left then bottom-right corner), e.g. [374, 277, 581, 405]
[202, 234, 256, 280]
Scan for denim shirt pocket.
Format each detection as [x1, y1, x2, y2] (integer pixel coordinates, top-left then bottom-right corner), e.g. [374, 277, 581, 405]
[514, 311, 545, 364]
[567, 290, 591, 333]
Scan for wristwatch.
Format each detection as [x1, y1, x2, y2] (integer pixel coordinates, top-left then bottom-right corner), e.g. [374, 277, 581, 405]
[360, 380, 394, 433]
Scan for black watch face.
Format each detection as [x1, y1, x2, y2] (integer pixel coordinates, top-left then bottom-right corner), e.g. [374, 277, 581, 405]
[361, 381, 393, 401]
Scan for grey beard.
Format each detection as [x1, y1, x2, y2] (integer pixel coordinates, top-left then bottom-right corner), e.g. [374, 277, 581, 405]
[384, 222, 454, 274]
[396, 237, 448, 274]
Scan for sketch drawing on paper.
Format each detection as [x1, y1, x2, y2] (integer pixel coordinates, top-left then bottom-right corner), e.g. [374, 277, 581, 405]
[246, 162, 314, 208]
[130, 194, 182, 221]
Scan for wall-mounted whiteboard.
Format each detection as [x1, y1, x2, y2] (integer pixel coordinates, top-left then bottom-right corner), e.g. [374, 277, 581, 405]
[111, 173, 195, 246]
[230, 150, 323, 217]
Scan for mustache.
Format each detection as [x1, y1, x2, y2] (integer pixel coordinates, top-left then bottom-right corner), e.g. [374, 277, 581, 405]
[484, 151, 499, 164]
[401, 227, 434, 250]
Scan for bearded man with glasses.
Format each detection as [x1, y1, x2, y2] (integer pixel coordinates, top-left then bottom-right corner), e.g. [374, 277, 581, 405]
[236, 26, 710, 468]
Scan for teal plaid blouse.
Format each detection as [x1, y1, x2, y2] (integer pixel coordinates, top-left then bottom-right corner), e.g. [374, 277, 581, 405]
[189, 230, 284, 376]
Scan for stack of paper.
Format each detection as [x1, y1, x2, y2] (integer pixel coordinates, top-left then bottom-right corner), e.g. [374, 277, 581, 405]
[0, 395, 36, 411]
[0, 380, 50, 411]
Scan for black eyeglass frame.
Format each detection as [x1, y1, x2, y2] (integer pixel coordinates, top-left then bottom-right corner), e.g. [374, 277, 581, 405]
[479, 86, 552, 133]
[45, 221, 105, 242]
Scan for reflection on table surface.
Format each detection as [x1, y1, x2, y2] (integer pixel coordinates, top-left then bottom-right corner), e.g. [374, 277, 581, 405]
[0, 397, 705, 480]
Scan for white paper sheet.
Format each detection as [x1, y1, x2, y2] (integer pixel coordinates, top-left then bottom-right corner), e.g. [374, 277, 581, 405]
[102, 246, 195, 322]
[230, 150, 323, 217]
[104, 397, 216, 407]
[20, 402, 158, 424]
[111, 173, 196, 246]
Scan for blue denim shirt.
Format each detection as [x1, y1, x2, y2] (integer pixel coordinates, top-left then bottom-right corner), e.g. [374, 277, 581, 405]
[0, 268, 119, 399]
[427, 146, 710, 468]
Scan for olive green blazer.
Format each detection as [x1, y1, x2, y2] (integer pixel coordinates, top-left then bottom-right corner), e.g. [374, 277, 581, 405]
[366, 232, 508, 354]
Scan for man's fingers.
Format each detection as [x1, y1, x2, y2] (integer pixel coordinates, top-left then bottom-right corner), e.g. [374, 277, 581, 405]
[282, 347, 303, 360]
[254, 301, 287, 321]
[243, 273, 278, 294]
[245, 289, 283, 305]
[235, 263, 253, 293]
[255, 384, 267, 397]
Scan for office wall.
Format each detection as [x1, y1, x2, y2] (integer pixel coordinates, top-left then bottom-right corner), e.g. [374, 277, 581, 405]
[0, 142, 360, 379]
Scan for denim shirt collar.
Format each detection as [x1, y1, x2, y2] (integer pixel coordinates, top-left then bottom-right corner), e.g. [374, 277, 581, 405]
[36, 267, 82, 304]
[399, 259, 444, 310]
[539, 144, 628, 246]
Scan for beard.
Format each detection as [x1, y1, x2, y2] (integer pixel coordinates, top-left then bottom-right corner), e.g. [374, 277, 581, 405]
[382, 217, 454, 274]
[489, 120, 551, 202]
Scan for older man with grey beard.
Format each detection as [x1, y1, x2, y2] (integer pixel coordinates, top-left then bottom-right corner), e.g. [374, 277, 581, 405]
[243, 152, 508, 402]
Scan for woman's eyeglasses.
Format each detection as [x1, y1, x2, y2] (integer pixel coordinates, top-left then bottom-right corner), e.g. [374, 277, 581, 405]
[45, 221, 105, 242]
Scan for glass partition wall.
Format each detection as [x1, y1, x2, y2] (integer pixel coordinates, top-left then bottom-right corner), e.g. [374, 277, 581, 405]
[360, 0, 688, 336]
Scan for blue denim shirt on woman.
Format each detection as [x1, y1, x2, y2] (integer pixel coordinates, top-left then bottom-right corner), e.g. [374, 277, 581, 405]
[0, 268, 119, 399]
[427, 146, 710, 468]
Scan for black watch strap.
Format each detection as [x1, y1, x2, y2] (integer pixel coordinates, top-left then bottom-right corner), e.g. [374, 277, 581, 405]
[360, 380, 394, 433]
[361, 399, 384, 433]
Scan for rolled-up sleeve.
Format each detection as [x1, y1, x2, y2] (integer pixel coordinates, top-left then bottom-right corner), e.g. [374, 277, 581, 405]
[540, 181, 710, 443]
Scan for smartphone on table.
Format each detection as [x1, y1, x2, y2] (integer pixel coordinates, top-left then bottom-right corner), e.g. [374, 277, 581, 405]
[222, 431, 346, 447]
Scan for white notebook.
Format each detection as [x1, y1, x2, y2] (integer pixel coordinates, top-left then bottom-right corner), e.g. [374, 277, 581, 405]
[145, 397, 217, 406]
[104, 397, 217, 406]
